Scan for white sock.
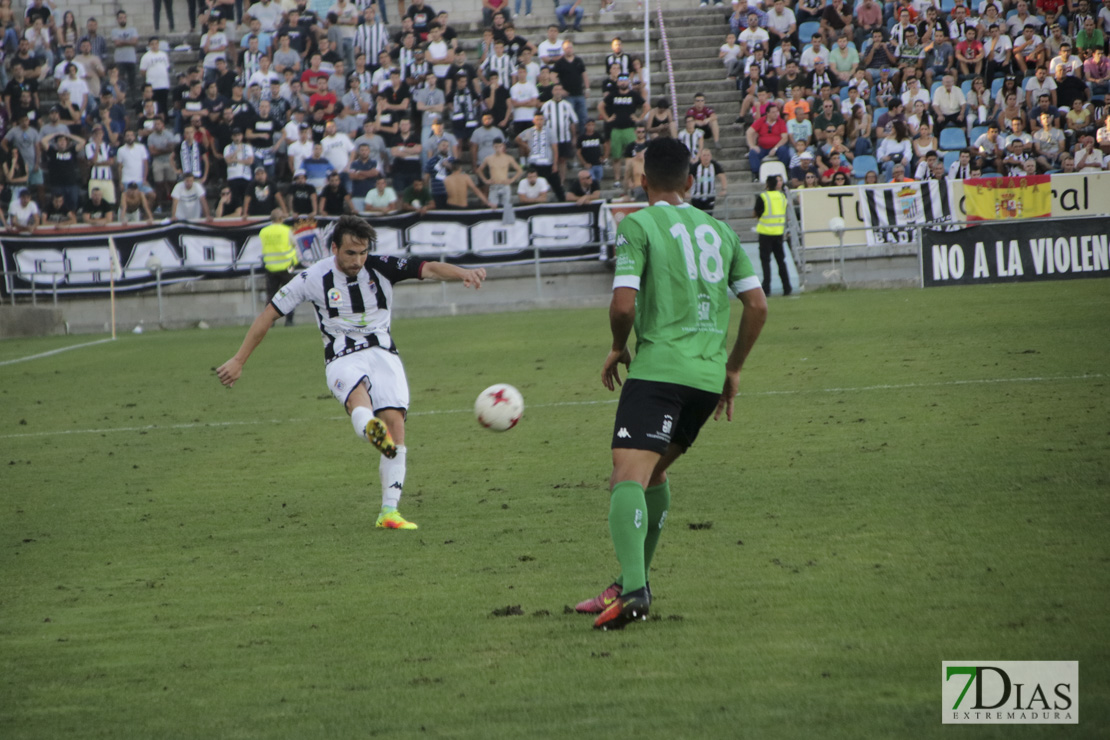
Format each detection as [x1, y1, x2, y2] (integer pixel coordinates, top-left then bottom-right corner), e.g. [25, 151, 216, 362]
[351, 406, 374, 440]
[380, 445, 407, 510]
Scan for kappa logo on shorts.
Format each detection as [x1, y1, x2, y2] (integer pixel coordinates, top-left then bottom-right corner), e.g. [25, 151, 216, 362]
[617, 427, 631, 439]
[327, 287, 343, 306]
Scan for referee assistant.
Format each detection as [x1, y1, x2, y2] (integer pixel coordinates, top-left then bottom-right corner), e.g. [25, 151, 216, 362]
[754, 175, 792, 297]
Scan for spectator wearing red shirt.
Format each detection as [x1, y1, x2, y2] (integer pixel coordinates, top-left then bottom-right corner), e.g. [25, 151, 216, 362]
[1036, 0, 1067, 29]
[307, 76, 338, 115]
[956, 26, 985, 77]
[820, 152, 852, 184]
[746, 104, 791, 177]
[686, 92, 720, 145]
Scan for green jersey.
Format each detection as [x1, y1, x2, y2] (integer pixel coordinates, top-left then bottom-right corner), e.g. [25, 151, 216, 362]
[613, 202, 760, 393]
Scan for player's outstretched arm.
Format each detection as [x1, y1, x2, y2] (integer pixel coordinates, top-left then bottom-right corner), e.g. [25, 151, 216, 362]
[421, 261, 487, 289]
[602, 287, 635, 391]
[216, 304, 282, 387]
[714, 286, 767, 421]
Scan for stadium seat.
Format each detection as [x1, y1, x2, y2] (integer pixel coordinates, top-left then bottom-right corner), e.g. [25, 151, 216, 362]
[980, 172, 1002, 178]
[943, 151, 960, 170]
[939, 128, 968, 150]
[853, 155, 879, 178]
[759, 160, 788, 184]
[970, 125, 989, 142]
[1006, 9, 1018, 18]
[991, 77, 1004, 97]
[940, 0, 956, 10]
[961, 79, 973, 96]
[798, 21, 821, 43]
[873, 106, 888, 123]
[930, 80, 943, 96]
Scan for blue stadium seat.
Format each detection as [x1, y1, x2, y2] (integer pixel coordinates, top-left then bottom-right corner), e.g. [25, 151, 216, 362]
[943, 151, 961, 170]
[939, 128, 968, 150]
[991, 77, 1004, 97]
[961, 79, 973, 96]
[798, 21, 822, 43]
[980, 172, 1003, 178]
[970, 125, 989, 142]
[930, 80, 943, 96]
[853, 154, 879, 178]
[940, 0, 956, 10]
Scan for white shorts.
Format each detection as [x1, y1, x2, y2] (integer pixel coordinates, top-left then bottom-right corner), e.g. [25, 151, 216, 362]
[324, 347, 410, 413]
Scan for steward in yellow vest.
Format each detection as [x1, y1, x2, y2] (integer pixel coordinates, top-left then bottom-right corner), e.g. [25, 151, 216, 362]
[753, 176, 792, 296]
[259, 208, 299, 326]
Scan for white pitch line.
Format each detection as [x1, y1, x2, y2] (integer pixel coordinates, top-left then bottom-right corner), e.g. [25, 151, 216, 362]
[0, 373, 1101, 441]
[0, 337, 116, 367]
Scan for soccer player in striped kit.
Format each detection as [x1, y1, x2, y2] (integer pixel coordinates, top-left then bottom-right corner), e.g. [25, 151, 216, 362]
[216, 216, 487, 530]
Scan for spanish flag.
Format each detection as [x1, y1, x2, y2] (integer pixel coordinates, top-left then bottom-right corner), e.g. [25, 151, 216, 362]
[964, 176, 1052, 222]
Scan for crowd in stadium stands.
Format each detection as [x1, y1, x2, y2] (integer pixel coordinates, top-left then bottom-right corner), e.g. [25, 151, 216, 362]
[719, 0, 1110, 186]
[0, 0, 742, 231]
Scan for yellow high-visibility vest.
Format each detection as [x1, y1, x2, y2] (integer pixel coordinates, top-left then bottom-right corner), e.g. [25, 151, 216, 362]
[755, 190, 787, 236]
[260, 223, 296, 272]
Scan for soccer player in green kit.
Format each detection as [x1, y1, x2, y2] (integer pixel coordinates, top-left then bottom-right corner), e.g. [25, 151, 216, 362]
[577, 137, 768, 630]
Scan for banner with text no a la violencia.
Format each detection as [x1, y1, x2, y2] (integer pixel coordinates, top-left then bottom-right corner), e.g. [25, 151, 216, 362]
[964, 176, 1051, 221]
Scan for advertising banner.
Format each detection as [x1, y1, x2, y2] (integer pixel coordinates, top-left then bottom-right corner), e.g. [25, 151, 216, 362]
[921, 216, 1110, 287]
[0, 203, 603, 297]
[799, 172, 1110, 249]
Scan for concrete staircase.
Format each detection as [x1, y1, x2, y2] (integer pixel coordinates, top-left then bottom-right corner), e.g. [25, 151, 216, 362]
[506, 6, 760, 233]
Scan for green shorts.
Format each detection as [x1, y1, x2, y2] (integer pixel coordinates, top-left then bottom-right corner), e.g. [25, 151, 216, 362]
[609, 127, 636, 160]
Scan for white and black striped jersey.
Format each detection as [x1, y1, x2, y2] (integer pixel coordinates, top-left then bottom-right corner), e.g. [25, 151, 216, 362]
[540, 98, 578, 143]
[272, 255, 426, 363]
[678, 128, 704, 160]
[481, 52, 516, 84]
[605, 52, 630, 74]
[355, 20, 390, 66]
[690, 159, 723, 199]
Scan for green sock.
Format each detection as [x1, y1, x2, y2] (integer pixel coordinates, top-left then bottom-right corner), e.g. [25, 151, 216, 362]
[608, 481, 648, 595]
[643, 479, 671, 578]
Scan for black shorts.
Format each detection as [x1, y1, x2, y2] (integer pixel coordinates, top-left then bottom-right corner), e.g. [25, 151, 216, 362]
[557, 141, 575, 160]
[611, 378, 720, 454]
[691, 197, 716, 212]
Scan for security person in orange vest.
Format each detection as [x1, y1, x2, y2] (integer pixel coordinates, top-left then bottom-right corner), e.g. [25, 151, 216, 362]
[754, 175, 791, 297]
[260, 208, 299, 326]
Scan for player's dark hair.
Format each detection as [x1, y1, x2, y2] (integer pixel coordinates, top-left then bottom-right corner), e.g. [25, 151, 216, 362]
[643, 137, 691, 194]
[331, 215, 377, 251]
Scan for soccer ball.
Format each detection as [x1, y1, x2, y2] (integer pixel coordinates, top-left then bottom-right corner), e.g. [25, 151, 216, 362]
[474, 384, 524, 431]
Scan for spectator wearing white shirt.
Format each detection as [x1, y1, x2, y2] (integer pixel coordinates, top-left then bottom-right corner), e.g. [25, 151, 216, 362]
[510, 67, 541, 137]
[739, 14, 770, 57]
[320, 120, 356, 188]
[799, 34, 830, 72]
[139, 37, 172, 113]
[900, 77, 931, 109]
[117, 129, 151, 193]
[537, 26, 565, 66]
[1048, 44, 1082, 77]
[931, 74, 967, 128]
[171, 173, 210, 221]
[516, 168, 551, 203]
[765, 0, 797, 51]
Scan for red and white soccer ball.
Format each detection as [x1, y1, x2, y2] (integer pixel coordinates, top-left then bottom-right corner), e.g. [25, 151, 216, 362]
[474, 384, 524, 431]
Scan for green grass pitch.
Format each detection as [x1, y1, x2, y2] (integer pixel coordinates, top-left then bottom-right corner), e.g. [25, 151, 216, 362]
[1, 281, 1108, 739]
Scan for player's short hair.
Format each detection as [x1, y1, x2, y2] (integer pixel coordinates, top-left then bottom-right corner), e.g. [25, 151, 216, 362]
[331, 215, 377, 251]
[643, 137, 691, 194]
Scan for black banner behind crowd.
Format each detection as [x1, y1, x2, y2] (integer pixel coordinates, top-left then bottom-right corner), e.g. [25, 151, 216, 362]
[920, 216, 1110, 288]
[0, 203, 604, 297]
